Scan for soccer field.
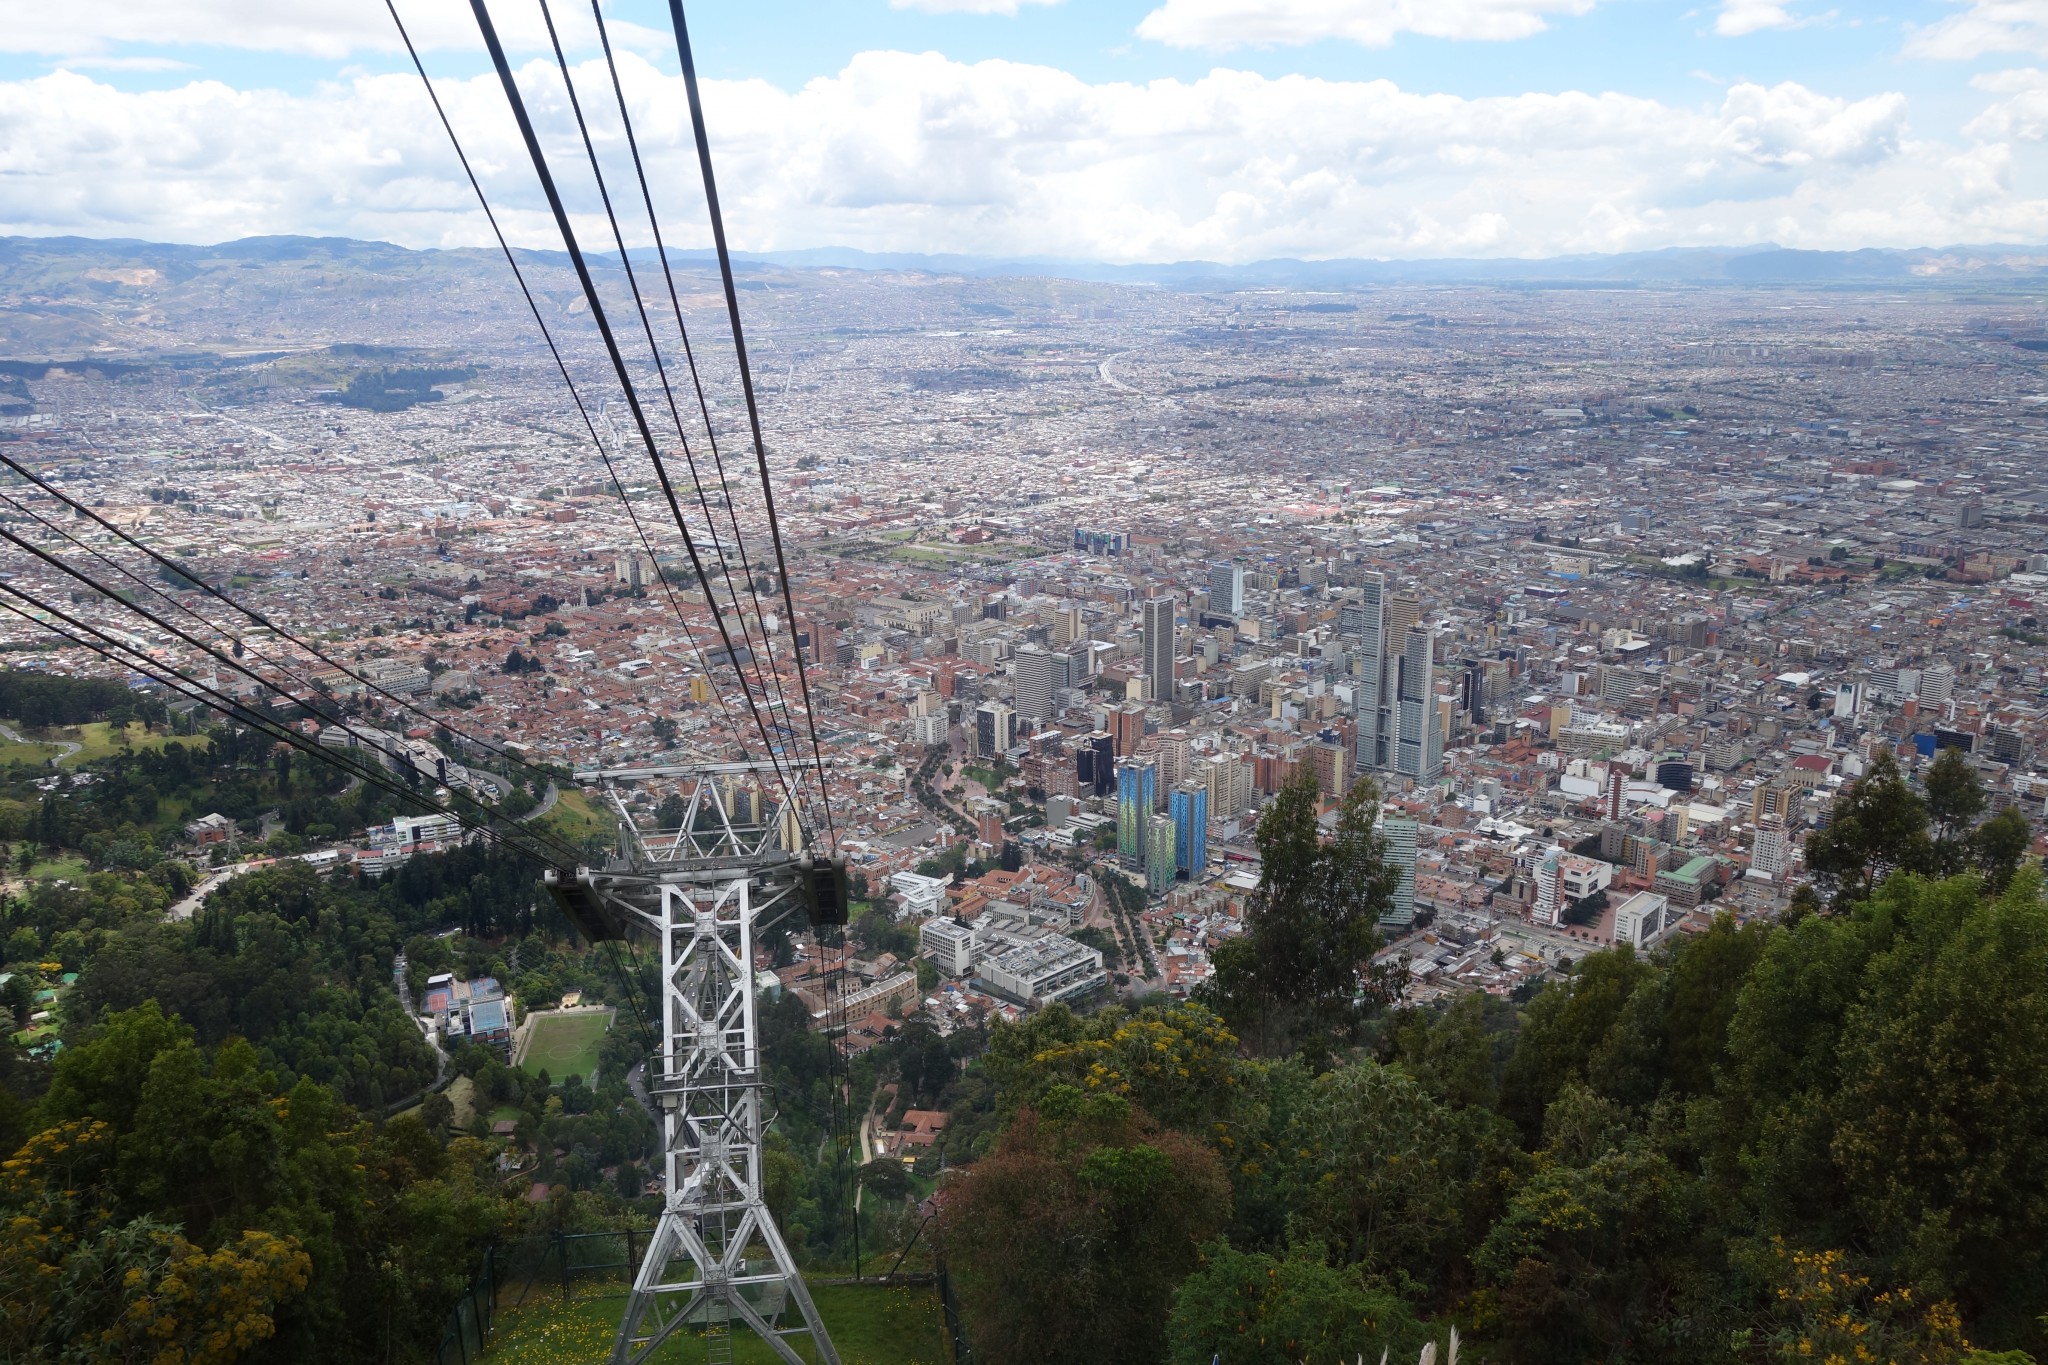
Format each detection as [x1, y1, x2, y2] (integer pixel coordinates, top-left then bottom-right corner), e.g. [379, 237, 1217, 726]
[517, 1009, 614, 1084]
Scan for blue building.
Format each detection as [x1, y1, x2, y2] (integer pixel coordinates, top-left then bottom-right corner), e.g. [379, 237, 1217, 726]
[1170, 783, 1208, 878]
[1116, 758, 1156, 859]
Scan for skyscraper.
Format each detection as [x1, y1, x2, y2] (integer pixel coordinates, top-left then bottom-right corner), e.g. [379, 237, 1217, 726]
[1339, 573, 1388, 770]
[1207, 561, 1244, 616]
[974, 701, 1014, 760]
[1109, 703, 1146, 757]
[1117, 757, 1156, 859]
[1011, 644, 1057, 723]
[1140, 596, 1175, 702]
[1076, 732, 1115, 797]
[1532, 845, 1564, 928]
[1604, 762, 1628, 822]
[1379, 816, 1418, 932]
[1394, 622, 1441, 782]
[1170, 783, 1208, 878]
[1145, 812, 1178, 893]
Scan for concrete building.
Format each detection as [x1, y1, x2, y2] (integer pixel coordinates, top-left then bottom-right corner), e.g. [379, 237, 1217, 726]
[1613, 890, 1676, 950]
[1380, 815, 1418, 932]
[919, 916, 976, 976]
[1208, 561, 1245, 616]
[1011, 644, 1058, 723]
[974, 700, 1015, 760]
[978, 934, 1106, 1007]
[1140, 596, 1175, 701]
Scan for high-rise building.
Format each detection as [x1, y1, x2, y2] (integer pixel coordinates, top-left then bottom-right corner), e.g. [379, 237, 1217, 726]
[1308, 736, 1350, 798]
[1076, 732, 1115, 797]
[1207, 561, 1245, 616]
[1380, 816, 1418, 932]
[1339, 573, 1388, 769]
[1140, 597, 1175, 701]
[1462, 660, 1488, 724]
[1751, 819, 1791, 880]
[1109, 703, 1146, 757]
[1145, 812, 1178, 893]
[1919, 662, 1956, 707]
[1170, 783, 1208, 878]
[1604, 762, 1628, 822]
[1011, 645, 1057, 723]
[974, 701, 1014, 760]
[1395, 623, 1442, 782]
[1532, 845, 1564, 928]
[1117, 758, 1157, 859]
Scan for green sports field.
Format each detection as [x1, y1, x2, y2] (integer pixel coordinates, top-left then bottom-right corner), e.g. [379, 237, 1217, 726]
[518, 1009, 614, 1085]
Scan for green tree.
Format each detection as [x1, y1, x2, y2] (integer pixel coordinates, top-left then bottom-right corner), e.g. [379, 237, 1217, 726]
[1498, 946, 1653, 1141]
[1828, 870, 2048, 1345]
[935, 1088, 1231, 1365]
[1804, 751, 1935, 907]
[1167, 1240, 1428, 1365]
[1924, 747, 1987, 852]
[1971, 806, 2033, 894]
[1288, 1060, 1463, 1282]
[1201, 771, 1399, 1061]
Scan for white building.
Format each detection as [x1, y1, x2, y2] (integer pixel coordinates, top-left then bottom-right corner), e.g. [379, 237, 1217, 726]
[919, 917, 976, 977]
[1613, 890, 1676, 950]
[890, 870, 950, 920]
[1751, 820, 1791, 880]
[978, 934, 1106, 1007]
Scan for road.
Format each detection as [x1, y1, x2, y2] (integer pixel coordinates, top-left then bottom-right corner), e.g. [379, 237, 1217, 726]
[517, 780, 559, 823]
[169, 859, 267, 921]
[0, 722, 79, 765]
[393, 952, 450, 1088]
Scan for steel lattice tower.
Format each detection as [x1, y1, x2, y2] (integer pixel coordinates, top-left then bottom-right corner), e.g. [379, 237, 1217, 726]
[550, 763, 842, 1365]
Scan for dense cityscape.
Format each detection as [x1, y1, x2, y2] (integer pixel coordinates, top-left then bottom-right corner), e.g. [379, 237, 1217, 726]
[3, 231, 2047, 1364]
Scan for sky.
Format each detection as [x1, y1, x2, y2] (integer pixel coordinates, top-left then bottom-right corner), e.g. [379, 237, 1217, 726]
[2, 0, 2047, 262]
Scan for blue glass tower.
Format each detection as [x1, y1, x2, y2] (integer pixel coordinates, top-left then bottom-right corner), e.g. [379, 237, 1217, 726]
[1170, 783, 1208, 878]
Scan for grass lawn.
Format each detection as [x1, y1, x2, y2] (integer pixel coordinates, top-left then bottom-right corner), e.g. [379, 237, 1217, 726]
[518, 1009, 614, 1084]
[535, 787, 609, 848]
[0, 720, 208, 768]
[478, 1281, 945, 1365]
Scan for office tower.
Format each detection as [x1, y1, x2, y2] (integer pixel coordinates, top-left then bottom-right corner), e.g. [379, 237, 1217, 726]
[1052, 605, 1083, 646]
[1919, 662, 1955, 707]
[1308, 736, 1350, 798]
[1379, 816, 1418, 932]
[1156, 730, 1190, 795]
[1065, 641, 1095, 687]
[974, 701, 1014, 760]
[1339, 573, 1388, 770]
[1604, 762, 1628, 822]
[1140, 596, 1175, 702]
[1109, 702, 1146, 757]
[1463, 660, 1488, 724]
[1394, 623, 1442, 782]
[1532, 845, 1564, 928]
[1751, 818, 1790, 880]
[1170, 783, 1208, 878]
[1208, 561, 1244, 616]
[1076, 732, 1115, 797]
[1117, 758, 1157, 859]
[1012, 645, 1057, 723]
[1146, 813, 1178, 893]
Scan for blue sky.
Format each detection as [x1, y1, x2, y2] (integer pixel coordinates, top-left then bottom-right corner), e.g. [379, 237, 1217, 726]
[0, 0, 2044, 260]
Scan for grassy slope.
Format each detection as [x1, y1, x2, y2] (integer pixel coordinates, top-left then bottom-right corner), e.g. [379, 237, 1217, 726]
[478, 1282, 945, 1365]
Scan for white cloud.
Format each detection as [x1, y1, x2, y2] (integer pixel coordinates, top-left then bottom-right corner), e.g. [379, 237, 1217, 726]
[1968, 66, 2048, 140]
[890, 0, 1064, 13]
[0, 53, 2023, 262]
[1906, 0, 2048, 60]
[1716, 0, 1798, 36]
[0, 0, 670, 60]
[1134, 0, 1599, 49]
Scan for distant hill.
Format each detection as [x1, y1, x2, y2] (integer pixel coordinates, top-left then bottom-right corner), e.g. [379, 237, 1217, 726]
[5, 233, 2048, 359]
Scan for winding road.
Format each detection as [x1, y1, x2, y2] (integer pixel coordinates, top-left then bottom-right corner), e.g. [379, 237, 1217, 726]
[0, 722, 79, 765]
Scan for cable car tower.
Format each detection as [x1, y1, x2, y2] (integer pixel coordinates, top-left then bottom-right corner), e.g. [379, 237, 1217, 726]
[548, 762, 848, 1365]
